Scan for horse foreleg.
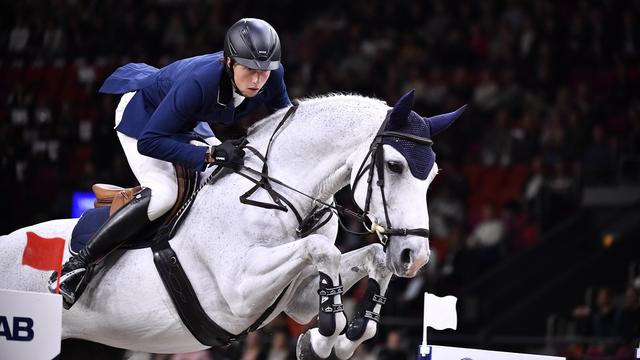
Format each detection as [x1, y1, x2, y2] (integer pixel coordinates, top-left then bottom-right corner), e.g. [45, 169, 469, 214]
[232, 233, 346, 355]
[334, 243, 392, 360]
[288, 236, 348, 360]
[289, 244, 390, 360]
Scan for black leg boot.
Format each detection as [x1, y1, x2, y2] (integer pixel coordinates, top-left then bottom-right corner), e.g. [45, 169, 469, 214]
[49, 188, 152, 308]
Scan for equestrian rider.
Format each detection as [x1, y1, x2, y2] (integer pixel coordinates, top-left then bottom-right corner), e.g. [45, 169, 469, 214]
[49, 18, 292, 307]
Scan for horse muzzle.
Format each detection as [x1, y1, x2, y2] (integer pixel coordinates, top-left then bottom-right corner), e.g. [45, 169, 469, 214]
[388, 240, 431, 278]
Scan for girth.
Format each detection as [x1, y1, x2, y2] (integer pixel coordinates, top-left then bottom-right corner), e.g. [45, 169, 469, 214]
[148, 158, 293, 347]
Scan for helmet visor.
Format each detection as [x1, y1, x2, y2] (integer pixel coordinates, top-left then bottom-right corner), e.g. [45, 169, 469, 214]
[234, 57, 280, 71]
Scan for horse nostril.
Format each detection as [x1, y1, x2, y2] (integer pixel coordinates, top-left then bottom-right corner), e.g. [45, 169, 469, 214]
[401, 248, 411, 264]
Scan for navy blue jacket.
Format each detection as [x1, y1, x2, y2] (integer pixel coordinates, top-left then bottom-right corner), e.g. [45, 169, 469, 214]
[99, 51, 291, 171]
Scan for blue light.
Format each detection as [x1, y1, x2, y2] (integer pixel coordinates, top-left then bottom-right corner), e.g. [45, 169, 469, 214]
[71, 192, 96, 218]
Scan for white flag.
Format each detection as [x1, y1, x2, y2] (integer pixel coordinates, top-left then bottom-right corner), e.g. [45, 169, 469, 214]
[424, 292, 457, 330]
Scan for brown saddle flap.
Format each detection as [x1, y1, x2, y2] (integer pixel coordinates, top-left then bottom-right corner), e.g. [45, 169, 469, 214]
[92, 183, 125, 206]
[92, 184, 143, 216]
[91, 164, 193, 220]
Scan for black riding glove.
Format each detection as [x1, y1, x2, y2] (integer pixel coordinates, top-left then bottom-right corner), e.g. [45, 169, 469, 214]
[208, 138, 246, 169]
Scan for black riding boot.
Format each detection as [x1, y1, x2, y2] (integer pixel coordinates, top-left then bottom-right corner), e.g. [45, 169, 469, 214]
[49, 188, 152, 308]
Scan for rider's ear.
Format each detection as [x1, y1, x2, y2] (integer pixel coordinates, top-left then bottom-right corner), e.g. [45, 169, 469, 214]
[425, 104, 467, 136]
[387, 89, 415, 130]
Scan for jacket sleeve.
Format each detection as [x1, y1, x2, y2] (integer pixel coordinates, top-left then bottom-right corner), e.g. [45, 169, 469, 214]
[265, 66, 292, 113]
[137, 77, 209, 171]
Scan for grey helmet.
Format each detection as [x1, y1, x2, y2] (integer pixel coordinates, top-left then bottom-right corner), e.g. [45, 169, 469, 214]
[224, 18, 281, 71]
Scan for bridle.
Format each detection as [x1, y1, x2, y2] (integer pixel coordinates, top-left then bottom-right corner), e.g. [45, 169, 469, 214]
[232, 104, 432, 251]
[348, 110, 431, 249]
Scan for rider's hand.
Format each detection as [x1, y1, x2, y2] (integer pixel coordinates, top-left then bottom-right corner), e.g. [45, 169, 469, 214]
[207, 138, 246, 169]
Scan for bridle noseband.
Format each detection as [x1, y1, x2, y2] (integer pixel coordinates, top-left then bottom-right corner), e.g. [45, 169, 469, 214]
[349, 111, 431, 250]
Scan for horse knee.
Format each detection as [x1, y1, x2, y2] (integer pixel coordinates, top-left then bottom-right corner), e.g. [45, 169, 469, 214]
[305, 235, 341, 274]
[365, 243, 389, 277]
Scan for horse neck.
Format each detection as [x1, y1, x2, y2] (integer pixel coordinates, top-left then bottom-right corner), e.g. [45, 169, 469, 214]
[248, 95, 388, 206]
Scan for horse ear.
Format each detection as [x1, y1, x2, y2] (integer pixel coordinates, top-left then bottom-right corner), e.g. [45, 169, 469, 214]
[388, 90, 415, 130]
[426, 104, 467, 136]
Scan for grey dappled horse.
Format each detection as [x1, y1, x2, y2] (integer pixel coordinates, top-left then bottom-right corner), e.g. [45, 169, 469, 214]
[0, 90, 463, 359]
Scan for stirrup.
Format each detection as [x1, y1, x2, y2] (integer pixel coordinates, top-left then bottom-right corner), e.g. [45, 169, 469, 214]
[64, 267, 93, 310]
[50, 265, 92, 309]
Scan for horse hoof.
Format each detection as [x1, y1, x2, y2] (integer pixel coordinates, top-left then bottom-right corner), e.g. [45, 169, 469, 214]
[296, 331, 320, 360]
[296, 330, 343, 360]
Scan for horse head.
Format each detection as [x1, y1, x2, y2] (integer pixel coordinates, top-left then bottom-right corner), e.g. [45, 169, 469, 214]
[349, 90, 465, 278]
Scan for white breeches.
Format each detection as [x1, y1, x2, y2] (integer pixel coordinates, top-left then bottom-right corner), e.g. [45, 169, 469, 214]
[114, 92, 178, 221]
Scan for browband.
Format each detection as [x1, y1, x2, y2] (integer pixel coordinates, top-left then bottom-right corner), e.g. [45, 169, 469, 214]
[376, 131, 433, 146]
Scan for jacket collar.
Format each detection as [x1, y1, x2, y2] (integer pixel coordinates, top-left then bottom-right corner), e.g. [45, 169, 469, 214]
[217, 70, 234, 107]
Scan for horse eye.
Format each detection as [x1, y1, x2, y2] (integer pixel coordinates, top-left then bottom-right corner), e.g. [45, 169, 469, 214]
[387, 161, 403, 174]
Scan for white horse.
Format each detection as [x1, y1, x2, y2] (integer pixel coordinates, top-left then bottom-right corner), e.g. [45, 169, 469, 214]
[0, 90, 463, 359]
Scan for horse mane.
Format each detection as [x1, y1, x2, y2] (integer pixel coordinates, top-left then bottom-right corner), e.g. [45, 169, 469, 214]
[247, 93, 388, 136]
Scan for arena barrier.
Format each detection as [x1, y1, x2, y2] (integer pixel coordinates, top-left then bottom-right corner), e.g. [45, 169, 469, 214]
[418, 292, 566, 360]
[0, 289, 62, 359]
[418, 344, 565, 360]
[0, 233, 64, 359]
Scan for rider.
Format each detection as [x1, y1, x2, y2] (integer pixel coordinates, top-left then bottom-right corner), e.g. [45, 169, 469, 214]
[48, 18, 292, 307]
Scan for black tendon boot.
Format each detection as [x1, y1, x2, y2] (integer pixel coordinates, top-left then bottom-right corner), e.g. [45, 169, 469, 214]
[48, 188, 152, 309]
[345, 278, 386, 341]
[317, 272, 345, 337]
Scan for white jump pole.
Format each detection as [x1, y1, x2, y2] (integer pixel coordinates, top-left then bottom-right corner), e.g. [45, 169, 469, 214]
[418, 292, 430, 358]
[417, 291, 565, 360]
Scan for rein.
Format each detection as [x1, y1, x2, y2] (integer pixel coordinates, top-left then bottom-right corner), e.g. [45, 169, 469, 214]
[233, 104, 431, 250]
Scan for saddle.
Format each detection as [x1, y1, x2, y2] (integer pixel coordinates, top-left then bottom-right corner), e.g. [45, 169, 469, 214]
[92, 164, 194, 222]
[69, 164, 198, 254]
[93, 184, 143, 216]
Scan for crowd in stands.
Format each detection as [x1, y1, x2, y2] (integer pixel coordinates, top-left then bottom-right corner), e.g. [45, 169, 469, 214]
[3, 0, 640, 359]
[554, 285, 640, 360]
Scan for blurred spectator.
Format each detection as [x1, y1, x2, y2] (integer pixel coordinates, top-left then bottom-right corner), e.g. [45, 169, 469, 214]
[466, 204, 505, 251]
[465, 203, 505, 271]
[429, 184, 465, 240]
[501, 201, 538, 253]
[591, 287, 619, 339]
[8, 16, 30, 55]
[265, 328, 294, 360]
[472, 69, 499, 112]
[582, 125, 615, 185]
[375, 330, 409, 360]
[616, 286, 640, 344]
[240, 332, 265, 360]
[510, 111, 539, 164]
[522, 156, 545, 219]
[481, 109, 512, 166]
[564, 109, 589, 162]
[573, 287, 621, 339]
[546, 161, 579, 216]
[540, 111, 569, 166]
[624, 106, 640, 153]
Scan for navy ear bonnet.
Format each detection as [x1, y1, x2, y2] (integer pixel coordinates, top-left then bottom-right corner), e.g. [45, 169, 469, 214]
[382, 90, 466, 180]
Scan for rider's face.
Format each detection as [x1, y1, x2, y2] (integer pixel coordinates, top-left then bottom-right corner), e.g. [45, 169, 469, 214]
[229, 60, 271, 98]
